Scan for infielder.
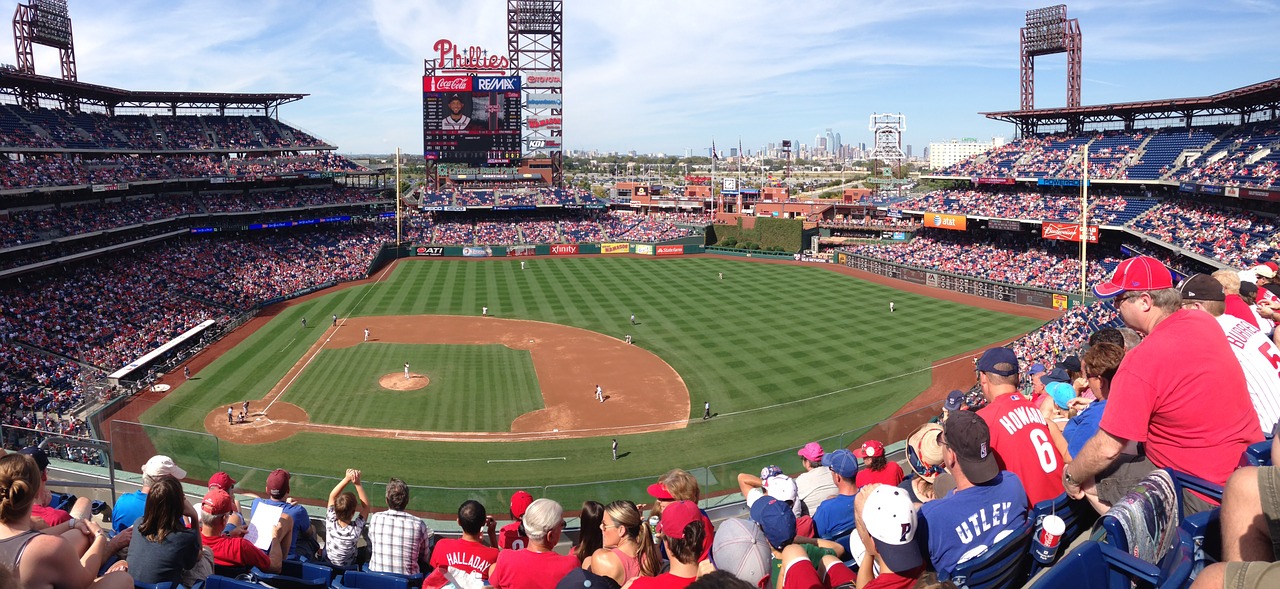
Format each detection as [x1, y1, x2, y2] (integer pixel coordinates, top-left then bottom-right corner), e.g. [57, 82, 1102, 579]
[404, 362, 410, 379]
[595, 385, 604, 403]
[301, 317, 308, 328]
[332, 314, 338, 326]
[625, 334, 632, 345]
[630, 313, 636, 325]
[364, 328, 370, 342]
[890, 301, 895, 313]
[703, 401, 711, 420]
[612, 439, 618, 461]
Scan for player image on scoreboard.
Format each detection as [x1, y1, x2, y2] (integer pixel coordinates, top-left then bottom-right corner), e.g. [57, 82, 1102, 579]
[422, 75, 523, 165]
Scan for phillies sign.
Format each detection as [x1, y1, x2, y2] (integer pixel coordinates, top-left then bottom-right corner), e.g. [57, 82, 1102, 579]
[434, 39, 509, 72]
[1041, 222, 1099, 243]
[424, 76, 471, 92]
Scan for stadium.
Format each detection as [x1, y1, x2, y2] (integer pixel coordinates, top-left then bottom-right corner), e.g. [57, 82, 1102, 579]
[2, 1, 1279, 588]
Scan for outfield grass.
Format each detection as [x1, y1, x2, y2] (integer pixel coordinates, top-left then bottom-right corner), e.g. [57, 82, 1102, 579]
[139, 257, 1044, 511]
[289, 344, 543, 432]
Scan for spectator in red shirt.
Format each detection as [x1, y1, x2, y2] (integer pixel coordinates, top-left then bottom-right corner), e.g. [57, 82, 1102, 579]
[198, 488, 289, 574]
[854, 441, 904, 488]
[429, 500, 499, 580]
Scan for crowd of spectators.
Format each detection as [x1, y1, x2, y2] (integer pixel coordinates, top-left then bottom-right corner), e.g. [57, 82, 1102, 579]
[402, 212, 697, 245]
[0, 106, 332, 151]
[416, 187, 597, 208]
[1130, 199, 1275, 268]
[845, 230, 1123, 292]
[894, 189, 1083, 221]
[0, 152, 365, 190]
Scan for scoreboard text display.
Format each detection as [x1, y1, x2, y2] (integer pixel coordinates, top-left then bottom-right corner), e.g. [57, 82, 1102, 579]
[423, 76, 523, 165]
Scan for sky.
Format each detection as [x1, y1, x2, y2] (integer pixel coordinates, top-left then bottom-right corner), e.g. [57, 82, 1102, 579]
[13, 0, 1279, 156]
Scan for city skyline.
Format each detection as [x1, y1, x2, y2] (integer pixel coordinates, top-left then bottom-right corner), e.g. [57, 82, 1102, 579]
[16, 0, 1278, 155]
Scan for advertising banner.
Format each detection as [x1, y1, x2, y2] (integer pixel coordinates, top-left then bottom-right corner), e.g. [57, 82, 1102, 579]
[526, 93, 562, 108]
[657, 245, 684, 256]
[462, 246, 493, 258]
[526, 116, 562, 131]
[1052, 294, 1068, 310]
[1225, 187, 1240, 198]
[507, 245, 535, 257]
[524, 71, 563, 89]
[1041, 221, 1099, 243]
[973, 178, 1016, 185]
[1242, 188, 1280, 202]
[415, 246, 444, 257]
[923, 213, 967, 231]
[602, 243, 629, 254]
[634, 244, 654, 255]
[550, 244, 579, 255]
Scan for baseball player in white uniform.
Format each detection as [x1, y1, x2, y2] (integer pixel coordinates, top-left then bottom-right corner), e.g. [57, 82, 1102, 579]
[890, 301, 895, 313]
[364, 328, 370, 342]
[483, 306, 489, 316]
[404, 362, 410, 380]
[521, 261, 526, 270]
[595, 385, 604, 403]
[612, 439, 618, 461]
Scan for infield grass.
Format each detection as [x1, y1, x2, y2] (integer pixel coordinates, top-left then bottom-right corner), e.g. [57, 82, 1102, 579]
[139, 257, 1044, 511]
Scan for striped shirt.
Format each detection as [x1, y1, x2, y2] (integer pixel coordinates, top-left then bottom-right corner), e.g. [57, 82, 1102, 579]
[1217, 314, 1280, 434]
[368, 509, 432, 575]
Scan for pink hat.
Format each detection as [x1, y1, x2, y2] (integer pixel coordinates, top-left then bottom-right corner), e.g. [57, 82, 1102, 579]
[1093, 256, 1173, 298]
[647, 481, 675, 501]
[797, 442, 824, 462]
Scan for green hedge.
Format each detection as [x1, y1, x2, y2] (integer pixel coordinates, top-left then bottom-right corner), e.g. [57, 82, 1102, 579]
[710, 217, 802, 252]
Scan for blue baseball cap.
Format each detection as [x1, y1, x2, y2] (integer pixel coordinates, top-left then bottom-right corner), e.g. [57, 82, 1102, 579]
[976, 347, 1019, 377]
[1028, 363, 1047, 376]
[944, 389, 966, 411]
[748, 497, 796, 550]
[822, 449, 859, 479]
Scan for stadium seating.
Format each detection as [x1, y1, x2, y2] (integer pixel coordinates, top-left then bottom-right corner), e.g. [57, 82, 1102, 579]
[946, 519, 1034, 588]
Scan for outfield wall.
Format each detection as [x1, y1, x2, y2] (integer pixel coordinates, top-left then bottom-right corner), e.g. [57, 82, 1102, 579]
[835, 250, 1092, 310]
[407, 242, 705, 258]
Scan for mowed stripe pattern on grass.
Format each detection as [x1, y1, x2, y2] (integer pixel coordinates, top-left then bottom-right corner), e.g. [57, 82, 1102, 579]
[142, 257, 1045, 501]
[287, 344, 543, 432]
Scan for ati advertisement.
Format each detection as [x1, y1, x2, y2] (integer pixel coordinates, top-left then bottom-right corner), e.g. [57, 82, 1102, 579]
[415, 246, 444, 257]
[550, 244, 579, 255]
[602, 243, 629, 255]
[923, 213, 967, 231]
[1041, 222, 1099, 243]
[423, 75, 523, 166]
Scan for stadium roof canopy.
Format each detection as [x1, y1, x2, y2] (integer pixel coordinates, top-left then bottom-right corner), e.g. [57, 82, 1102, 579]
[982, 77, 1280, 137]
[0, 68, 306, 116]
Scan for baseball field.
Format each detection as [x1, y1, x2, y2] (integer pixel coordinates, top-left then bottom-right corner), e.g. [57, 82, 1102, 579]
[123, 256, 1046, 514]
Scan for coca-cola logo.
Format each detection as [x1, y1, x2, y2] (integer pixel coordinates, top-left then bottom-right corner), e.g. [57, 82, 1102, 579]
[427, 76, 471, 92]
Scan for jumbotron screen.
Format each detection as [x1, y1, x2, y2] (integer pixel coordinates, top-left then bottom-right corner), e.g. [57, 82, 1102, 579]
[422, 75, 523, 166]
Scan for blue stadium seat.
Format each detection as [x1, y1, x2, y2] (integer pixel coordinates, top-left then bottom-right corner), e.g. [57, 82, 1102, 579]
[1095, 469, 1199, 589]
[946, 518, 1033, 589]
[1243, 439, 1273, 466]
[250, 560, 334, 589]
[1029, 539, 1191, 589]
[133, 582, 178, 589]
[1028, 492, 1097, 574]
[203, 576, 263, 589]
[340, 570, 422, 589]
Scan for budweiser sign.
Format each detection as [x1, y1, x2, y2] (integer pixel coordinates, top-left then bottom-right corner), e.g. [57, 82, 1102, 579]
[527, 117, 562, 129]
[435, 39, 510, 72]
[1041, 222, 1099, 243]
[424, 76, 471, 92]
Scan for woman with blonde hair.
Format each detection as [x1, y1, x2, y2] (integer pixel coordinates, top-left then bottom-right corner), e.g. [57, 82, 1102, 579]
[0, 454, 133, 589]
[582, 500, 661, 582]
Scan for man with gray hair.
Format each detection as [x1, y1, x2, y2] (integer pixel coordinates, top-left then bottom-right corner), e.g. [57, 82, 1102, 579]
[367, 478, 433, 575]
[488, 498, 578, 588]
[1065, 257, 1262, 514]
[199, 488, 289, 574]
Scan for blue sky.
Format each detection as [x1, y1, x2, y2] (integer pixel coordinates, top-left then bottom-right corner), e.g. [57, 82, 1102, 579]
[14, 0, 1279, 155]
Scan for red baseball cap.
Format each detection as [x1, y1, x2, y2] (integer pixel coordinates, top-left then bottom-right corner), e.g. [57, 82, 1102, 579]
[208, 472, 235, 491]
[854, 440, 884, 459]
[647, 481, 675, 501]
[509, 490, 533, 519]
[266, 469, 290, 498]
[1093, 256, 1173, 298]
[201, 489, 236, 516]
[656, 500, 701, 539]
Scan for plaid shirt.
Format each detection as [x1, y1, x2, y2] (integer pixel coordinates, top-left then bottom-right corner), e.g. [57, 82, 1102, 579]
[367, 509, 433, 575]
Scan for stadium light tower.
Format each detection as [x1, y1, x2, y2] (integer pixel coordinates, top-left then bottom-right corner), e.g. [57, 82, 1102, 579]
[507, 1, 563, 186]
[868, 113, 909, 197]
[12, 0, 76, 110]
[1020, 5, 1081, 111]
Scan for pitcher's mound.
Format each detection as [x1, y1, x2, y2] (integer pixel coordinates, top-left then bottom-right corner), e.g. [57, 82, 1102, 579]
[380, 373, 430, 391]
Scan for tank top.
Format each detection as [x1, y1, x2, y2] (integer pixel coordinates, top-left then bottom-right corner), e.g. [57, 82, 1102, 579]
[0, 529, 42, 569]
[612, 547, 641, 582]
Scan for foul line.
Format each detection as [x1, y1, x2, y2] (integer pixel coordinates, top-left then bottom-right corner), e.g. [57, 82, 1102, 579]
[264, 260, 400, 414]
[486, 457, 567, 463]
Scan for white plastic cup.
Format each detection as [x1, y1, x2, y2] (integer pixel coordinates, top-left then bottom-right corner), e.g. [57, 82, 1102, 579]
[1031, 514, 1066, 564]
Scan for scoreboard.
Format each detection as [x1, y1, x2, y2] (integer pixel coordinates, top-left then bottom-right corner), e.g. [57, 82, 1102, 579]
[423, 75, 523, 166]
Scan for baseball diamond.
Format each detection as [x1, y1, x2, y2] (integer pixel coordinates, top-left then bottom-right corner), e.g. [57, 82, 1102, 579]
[113, 256, 1049, 513]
